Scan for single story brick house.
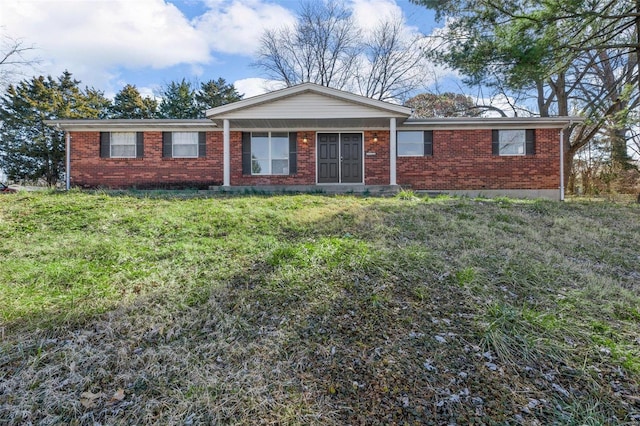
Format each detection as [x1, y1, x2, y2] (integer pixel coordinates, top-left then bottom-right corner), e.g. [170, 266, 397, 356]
[47, 83, 580, 200]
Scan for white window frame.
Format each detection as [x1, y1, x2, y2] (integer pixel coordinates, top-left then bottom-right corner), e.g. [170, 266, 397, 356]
[397, 131, 424, 157]
[498, 130, 526, 156]
[251, 132, 289, 175]
[172, 132, 199, 158]
[110, 132, 136, 158]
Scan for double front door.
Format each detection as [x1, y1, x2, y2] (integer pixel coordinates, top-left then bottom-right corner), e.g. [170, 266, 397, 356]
[317, 133, 363, 183]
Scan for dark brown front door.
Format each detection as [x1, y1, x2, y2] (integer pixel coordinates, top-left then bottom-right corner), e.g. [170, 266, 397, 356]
[317, 133, 340, 183]
[340, 134, 362, 183]
[317, 133, 362, 183]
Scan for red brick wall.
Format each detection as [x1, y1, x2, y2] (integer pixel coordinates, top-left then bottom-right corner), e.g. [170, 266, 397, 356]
[231, 131, 316, 185]
[397, 128, 560, 190]
[364, 130, 390, 185]
[69, 131, 223, 188]
[70, 128, 560, 190]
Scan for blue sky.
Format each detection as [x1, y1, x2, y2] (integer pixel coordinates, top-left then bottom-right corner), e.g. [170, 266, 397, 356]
[0, 0, 448, 99]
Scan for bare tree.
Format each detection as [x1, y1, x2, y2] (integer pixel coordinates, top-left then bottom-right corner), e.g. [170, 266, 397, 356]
[356, 15, 426, 102]
[255, 2, 427, 101]
[255, 1, 360, 90]
[0, 32, 39, 89]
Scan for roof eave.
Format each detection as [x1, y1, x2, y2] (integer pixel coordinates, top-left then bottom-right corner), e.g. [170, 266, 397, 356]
[44, 119, 218, 132]
[401, 117, 584, 129]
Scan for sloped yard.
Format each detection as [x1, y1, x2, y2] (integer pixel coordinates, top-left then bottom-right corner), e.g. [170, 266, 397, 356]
[1, 191, 639, 424]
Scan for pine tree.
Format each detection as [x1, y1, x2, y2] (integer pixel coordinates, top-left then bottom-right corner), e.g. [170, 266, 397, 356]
[110, 84, 158, 118]
[195, 78, 243, 116]
[0, 71, 110, 185]
[158, 79, 199, 119]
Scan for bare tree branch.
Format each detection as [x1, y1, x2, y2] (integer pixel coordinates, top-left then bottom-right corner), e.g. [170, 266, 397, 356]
[0, 32, 40, 88]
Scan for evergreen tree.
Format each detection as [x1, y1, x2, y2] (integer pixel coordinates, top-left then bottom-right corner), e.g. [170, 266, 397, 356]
[158, 79, 199, 119]
[195, 78, 242, 116]
[110, 84, 158, 118]
[0, 71, 110, 185]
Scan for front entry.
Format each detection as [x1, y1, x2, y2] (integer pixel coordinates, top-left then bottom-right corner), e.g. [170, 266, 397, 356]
[317, 133, 363, 183]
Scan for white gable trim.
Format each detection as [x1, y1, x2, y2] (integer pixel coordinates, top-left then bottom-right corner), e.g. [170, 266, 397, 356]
[206, 83, 412, 118]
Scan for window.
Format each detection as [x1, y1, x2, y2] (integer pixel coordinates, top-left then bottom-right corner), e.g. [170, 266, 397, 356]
[162, 132, 206, 158]
[100, 132, 143, 158]
[172, 132, 199, 158]
[250, 132, 289, 175]
[397, 130, 433, 156]
[110, 132, 136, 158]
[492, 129, 535, 156]
[498, 130, 525, 155]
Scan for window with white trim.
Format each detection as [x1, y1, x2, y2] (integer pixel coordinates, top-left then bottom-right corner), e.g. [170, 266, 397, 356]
[110, 132, 136, 158]
[251, 132, 289, 175]
[172, 132, 199, 158]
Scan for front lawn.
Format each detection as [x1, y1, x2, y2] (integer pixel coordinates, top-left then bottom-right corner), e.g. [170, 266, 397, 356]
[1, 191, 639, 424]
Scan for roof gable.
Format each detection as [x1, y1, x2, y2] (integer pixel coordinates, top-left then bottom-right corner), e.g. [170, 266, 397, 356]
[206, 83, 412, 120]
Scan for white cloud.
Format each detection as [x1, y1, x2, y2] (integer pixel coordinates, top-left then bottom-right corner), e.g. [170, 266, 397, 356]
[233, 77, 284, 98]
[349, 0, 414, 36]
[0, 0, 212, 91]
[195, 0, 296, 55]
[0, 0, 463, 100]
[1, 0, 210, 68]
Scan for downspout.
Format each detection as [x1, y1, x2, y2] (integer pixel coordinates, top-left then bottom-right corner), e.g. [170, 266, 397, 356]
[559, 128, 564, 201]
[65, 130, 71, 190]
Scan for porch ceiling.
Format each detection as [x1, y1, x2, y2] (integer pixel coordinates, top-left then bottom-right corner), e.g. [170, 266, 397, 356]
[211, 117, 396, 130]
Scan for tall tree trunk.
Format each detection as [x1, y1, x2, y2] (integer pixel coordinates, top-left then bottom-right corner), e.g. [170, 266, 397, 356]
[636, 0, 640, 96]
[536, 80, 548, 117]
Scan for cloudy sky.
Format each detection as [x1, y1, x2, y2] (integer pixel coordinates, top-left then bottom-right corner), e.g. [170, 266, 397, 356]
[0, 0, 450, 99]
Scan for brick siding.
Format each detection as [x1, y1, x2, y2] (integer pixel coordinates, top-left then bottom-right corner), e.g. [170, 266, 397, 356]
[364, 130, 390, 185]
[69, 128, 560, 191]
[396, 128, 560, 190]
[69, 131, 223, 188]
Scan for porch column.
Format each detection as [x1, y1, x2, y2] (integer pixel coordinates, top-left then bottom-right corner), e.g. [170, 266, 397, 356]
[389, 117, 397, 185]
[65, 131, 71, 190]
[223, 119, 230, 187]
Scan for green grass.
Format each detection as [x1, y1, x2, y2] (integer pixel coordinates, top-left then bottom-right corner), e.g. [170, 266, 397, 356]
[1, 191, 639, 424]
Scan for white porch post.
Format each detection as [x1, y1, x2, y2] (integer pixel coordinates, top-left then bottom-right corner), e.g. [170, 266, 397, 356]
[223, 119, 230, 187]
[65, 131, 71, 190]
[389, 117, 397, 185]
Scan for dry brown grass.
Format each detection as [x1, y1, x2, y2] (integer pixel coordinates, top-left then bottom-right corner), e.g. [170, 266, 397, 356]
[1, 192, 639, 424]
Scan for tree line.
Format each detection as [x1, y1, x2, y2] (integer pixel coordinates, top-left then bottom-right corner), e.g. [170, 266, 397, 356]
[0, 72, 241, 184]
[1, 0, 638, 192]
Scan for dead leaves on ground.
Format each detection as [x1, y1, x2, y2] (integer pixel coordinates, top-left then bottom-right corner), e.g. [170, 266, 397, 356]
[80, 388, 125, 409]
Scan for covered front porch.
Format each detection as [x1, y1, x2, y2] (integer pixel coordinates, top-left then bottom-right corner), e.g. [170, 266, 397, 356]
[204, 83, 413, 188]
